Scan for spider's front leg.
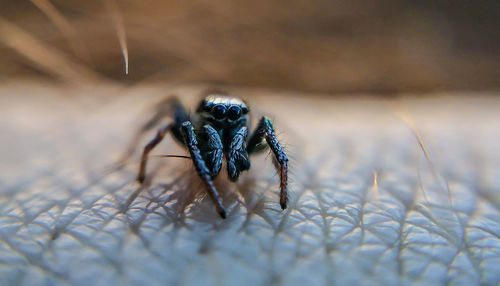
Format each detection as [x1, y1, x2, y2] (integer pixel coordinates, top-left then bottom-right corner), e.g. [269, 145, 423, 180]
[247, 117, 289, 209]
[180, 122, 226, 218]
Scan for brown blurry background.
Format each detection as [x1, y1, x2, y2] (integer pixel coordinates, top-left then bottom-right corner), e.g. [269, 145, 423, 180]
[1, 0, 499, 93]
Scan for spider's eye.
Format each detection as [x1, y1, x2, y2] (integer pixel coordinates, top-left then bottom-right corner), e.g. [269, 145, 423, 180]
[227, 105, 242, 121]
[212, 104, 226, 119]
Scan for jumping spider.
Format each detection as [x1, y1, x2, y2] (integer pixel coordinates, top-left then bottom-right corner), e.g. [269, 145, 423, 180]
[137, 93, 288, 218]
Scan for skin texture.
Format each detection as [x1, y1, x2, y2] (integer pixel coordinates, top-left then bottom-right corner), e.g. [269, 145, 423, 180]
[1, 83, 500, 286]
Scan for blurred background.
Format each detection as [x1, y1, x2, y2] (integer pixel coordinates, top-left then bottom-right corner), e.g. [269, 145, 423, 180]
[1, 0, 499, 94]
[2, 2, 500, 285]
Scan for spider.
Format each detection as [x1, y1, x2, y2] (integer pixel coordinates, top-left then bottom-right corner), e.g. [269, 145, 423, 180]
[137, 92, 288, 218]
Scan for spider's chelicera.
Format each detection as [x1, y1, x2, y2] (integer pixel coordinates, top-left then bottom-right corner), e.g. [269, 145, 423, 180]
[137, 93, 288, 218]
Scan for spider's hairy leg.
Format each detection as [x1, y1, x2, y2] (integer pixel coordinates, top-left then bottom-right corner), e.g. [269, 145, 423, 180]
[202, 125, 224, 178]
[143, 96, 184, 131]
[137, 123, 173, 184]
[122, 96, 183, 163]
[227, 127, 250, 181]
[247, 117, 288, 210]
[181, 122, 226, 219]
[136, 98, 189, 183]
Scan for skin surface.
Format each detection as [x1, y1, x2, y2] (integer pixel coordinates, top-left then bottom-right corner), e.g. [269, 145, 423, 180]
[1, 83, 500, 286]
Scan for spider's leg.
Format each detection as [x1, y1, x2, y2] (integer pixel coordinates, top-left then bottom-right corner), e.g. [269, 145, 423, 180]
[137, 123, 173, 183]
[227, 127, 250, 181]
[136, 99, 189, 183]
[181, 121, 226, 218]
[247, 117, 288, 209]
[121, 96, 183, 164]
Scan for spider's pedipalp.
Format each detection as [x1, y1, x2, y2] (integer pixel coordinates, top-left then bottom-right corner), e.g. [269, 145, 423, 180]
[202, 124, 224, 178]
[227, 126, 250, 181]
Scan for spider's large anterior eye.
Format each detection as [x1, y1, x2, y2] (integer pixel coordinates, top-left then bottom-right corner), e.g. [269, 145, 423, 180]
[227, 105, 242, 121]
[212, 104, 226, 119]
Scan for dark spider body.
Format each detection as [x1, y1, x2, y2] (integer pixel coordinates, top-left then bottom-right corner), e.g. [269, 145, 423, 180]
[137, 93, 288, 218]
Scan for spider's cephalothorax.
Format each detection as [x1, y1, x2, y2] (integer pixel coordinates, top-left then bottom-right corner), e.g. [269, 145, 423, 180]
[137, 93, 288, 218]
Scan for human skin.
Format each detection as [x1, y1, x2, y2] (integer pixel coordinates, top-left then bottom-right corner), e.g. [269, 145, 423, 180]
[0, 83, 499, 286]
